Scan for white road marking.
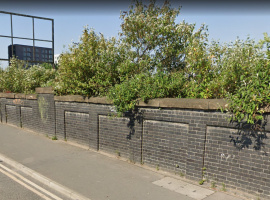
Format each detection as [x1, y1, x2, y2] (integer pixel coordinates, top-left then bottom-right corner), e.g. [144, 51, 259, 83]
[0, 163, 62, 200]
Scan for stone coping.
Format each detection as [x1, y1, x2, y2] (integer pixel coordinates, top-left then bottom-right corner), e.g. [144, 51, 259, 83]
[3, 93, 270, 112]
[54, 95, 227, 110]
[54, 95, 113, 104]
[0, 93, 229, 110]
[0, 93, 37, 100]
[35, 87, 54, 94]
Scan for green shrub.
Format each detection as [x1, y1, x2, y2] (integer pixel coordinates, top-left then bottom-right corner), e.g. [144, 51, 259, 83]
[0, 58, 56, 94]
[0, 0, 269, 126]
[53, 27, 135, 96]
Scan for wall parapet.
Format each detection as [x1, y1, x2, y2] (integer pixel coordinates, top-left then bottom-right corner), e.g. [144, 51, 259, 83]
[0, 93, 37, 100]
[0, 87, 270, 200]
[0, 92, 229, 110]
[54, 95, 228, 110]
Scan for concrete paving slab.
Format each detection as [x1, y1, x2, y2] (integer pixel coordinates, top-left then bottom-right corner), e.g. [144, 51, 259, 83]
[153, 176, 188, 191]
[153, 176, 215, 200]
[175, 183, 215, 200]
[203, 192, 245, 200]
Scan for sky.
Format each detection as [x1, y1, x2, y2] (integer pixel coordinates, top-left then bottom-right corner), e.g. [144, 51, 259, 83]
[0, 0, 270, 68]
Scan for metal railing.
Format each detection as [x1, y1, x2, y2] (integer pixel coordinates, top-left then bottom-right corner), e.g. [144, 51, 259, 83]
[0, 11, 54, 67]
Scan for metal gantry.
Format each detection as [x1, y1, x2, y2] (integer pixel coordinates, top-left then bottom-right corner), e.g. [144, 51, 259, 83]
[0, 11, 54, 67]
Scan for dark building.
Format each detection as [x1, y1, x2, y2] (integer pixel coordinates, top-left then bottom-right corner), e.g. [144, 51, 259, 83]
[8, 44, 53, 65]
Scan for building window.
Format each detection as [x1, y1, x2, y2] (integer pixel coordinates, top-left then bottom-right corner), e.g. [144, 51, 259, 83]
[42, 54, 44, 58]
[49, 55, 52, 59]
[27, 47, 31, 52]
[23, 52, 26, 56]
[23, 47, 26, 51]
[49, 50, 52, 54]
[42, 59, 44, 62]
[41, 50, 44, 53]
[36, 54, 39, 58]
[45, 54, 48, 58]
[27, 52, 31, 57]
[27, 57, 31, 61]
[35, 49, 39, 53]
[45, 50, 47, 54]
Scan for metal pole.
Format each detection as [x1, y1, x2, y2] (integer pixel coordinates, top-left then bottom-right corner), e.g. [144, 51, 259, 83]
[10, 14, 13, 61]
[52, 19, 54, 69]
[32, 17, 35, 63]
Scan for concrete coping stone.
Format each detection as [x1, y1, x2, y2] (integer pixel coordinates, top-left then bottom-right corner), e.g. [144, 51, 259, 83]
[54, 95, 112, 104]
[26, 94, 37, 100]
[35, 87, 54, 94]
[0, 93, 37, 100]
[54, 95, 228, 110]
[15, 93, 26, 99]
[138, 98, 228, 110]
[0, 93, 16, 98]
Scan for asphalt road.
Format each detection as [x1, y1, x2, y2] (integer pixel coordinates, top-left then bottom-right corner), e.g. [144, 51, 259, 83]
[0, 161, 70, 200]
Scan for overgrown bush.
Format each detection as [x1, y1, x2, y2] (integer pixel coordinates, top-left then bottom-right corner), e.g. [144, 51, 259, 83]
[1, 0, 269, 125]
[108, 71, 186, 113]
[53, 27, 136, 96]
[0, 58, 56, 94]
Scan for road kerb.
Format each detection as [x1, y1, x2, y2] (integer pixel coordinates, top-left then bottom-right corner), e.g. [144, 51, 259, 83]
[0, 153, 91, 200]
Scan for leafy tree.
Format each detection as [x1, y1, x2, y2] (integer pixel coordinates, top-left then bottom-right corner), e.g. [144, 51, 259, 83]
[119, 0, 208, 73]
[54, 27, 136, 96]
[2, 0, 269, 125]
[109, 0, 210, 111]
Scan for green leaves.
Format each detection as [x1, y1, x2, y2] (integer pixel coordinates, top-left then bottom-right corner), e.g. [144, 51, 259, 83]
[0, 57, 56, 94]
[1, 1, 269, 125]
[108, 71, 185, 113]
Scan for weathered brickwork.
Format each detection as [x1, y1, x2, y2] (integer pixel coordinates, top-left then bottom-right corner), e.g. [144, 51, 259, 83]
[205, 126, 270, 199]
[143, 120, 188, 174]
[1, 92, 270, 200]
[141, 108, 210, 180]
[37, 94, 55, 137]
[55, 102, 92, 146]
[21, 107, 33, 130]
[99, 115, 142, 163]
[65, 111, 90, 146]
[6, 105, 18, 127]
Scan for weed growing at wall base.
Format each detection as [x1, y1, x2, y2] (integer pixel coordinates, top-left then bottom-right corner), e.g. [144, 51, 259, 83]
[52, 136, 58, 140]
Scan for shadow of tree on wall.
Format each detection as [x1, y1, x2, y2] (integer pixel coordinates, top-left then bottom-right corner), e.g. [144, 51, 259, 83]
[124, 108, 144, 140]
[230, 115, 268, 155]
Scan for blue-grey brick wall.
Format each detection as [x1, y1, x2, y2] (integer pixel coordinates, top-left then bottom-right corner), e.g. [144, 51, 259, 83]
[37, 94, 55, 137]
[98, 115, 142, 163]
[1, 94, 270, 199]
[55, 102, 92, 146]
[143, 120, 188, 174]
[65, 111, 90, 146]
[204, 126, 270, 199]
[21, 107, 34, 130]
[6, 105, 18, 127]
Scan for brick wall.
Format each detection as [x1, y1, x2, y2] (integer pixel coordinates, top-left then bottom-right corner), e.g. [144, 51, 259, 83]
[204, 126, 270, 198]
[143, 120, 188, 175]
[1, 91, 270, 199]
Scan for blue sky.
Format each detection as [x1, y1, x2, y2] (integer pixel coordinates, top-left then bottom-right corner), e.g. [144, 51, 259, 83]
[0, 0, 270, 68]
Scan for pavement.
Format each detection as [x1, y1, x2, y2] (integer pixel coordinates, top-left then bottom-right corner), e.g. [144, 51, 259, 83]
[0, 123, 245, 200]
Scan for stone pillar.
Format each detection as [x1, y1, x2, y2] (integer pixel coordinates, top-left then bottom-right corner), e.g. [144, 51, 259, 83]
[36, 87, 56, 138]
